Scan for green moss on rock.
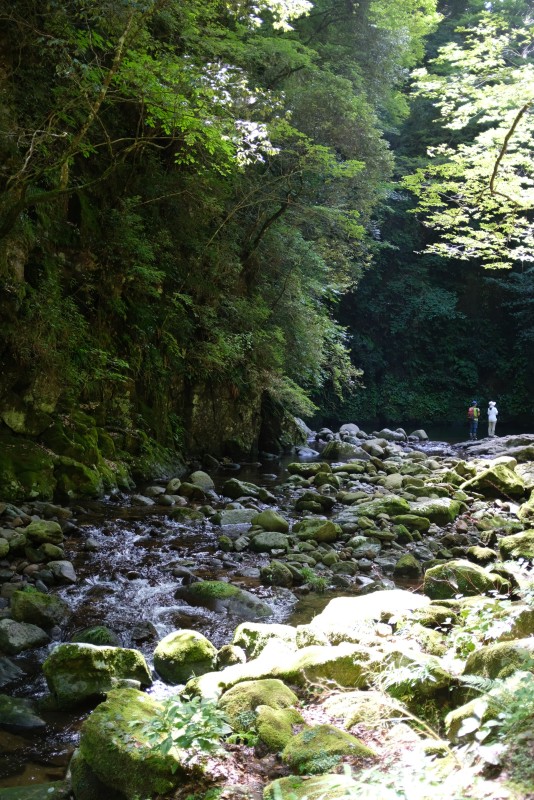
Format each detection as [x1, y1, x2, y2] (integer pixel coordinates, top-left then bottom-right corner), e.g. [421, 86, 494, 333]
[0, 437, 56, 501]
[256, 705, 305, 751]
[153, 629, 217, 684]
[43, 643, 152, 708]
[76, 688, 184, 799]
[218, 678, 299, 729]
[281, 723, 376, 774]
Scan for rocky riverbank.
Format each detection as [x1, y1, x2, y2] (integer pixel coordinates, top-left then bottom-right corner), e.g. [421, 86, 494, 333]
[1, 425, 534, 799]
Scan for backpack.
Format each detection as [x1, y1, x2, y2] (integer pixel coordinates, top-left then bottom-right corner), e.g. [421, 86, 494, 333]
[468, 406, 479, 420]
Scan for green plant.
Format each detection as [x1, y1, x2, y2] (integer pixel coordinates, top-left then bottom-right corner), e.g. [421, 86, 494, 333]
[138, 694, 232, 768]
[456, 659, 534, 791]
[299, 567, 329, 594]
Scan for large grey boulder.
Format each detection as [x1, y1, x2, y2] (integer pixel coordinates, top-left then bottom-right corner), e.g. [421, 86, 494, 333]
[0, 694, 46, 732]
[0, 618, 49, 654]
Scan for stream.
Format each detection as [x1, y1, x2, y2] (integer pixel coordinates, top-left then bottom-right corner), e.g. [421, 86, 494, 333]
[0, 441, 451, 790]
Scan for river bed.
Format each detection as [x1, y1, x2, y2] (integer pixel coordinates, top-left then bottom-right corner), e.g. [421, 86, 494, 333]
[0, 441, 452, 790]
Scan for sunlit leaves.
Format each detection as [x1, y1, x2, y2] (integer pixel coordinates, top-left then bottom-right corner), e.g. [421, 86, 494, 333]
[406, 10, 534, 267]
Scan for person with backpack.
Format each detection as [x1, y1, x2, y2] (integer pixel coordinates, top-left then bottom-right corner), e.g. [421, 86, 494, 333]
[487, 400, 498, 437]
[467, 400, 480, 439]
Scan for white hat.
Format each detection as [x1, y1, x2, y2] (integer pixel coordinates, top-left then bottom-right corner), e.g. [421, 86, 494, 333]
[489, 401, 496, 406]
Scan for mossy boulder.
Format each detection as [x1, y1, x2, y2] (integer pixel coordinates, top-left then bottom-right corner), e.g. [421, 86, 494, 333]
[54, 457, 104, 500]
[423, 559, 509, 600]
[321, 440, 370, 460]
[287, 462, 331, 477]
[408, 498, 464, 525]
[295, 492, 336, 512]
[74, 688, 185, 800]
[249, 531, 290, 553]
[42, 643, 152, 708]
[393, 554, 422, 579]
[462, 638, 534, 679]
[335, 495, 410, 524]
[218, 678, 299, 729]
[0, 694, 46, 732]
[71, 626, 121, 647]
[11, 589, 70, 629]
[213, 508, 258, 526]
[256, 705, 305, 751]
[0, 619, 49, 654]
[461, 464, 526, 498]
[392, 514, 431, 532]
[153, 630, 217, 684]
[498, 529, 534, 560]
[260, 560, 294, 587]
[0, 437, 56, 501]
[281, 724, 376, 774]
[24, 519, 64, 545]
[251, 510, 289, 533]
[222, 478, 274, 502]
[188, 470, 215, 491]
[292, 517, 341, 543]
[273, 643, 374, 688]
[232, 622, 297, 659]
[175, 580, 273, 620]
[264, 773, 360, 800]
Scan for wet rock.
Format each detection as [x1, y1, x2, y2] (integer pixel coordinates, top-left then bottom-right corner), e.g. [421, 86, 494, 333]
[71, 625, 121, 646]
[393, 554, 422, 578]
[0, 618, 50, 654]
[0, 657, 24, 688]
[11, 589, 70, 629]
[260, 560, 294, 587]
[43, 643, 152, 708]
[321, 440, 370, 460]
[131, 494, 155, 506]
[47, 560, 77, 584]
[24, 519, 64, 545]
[153, 629, 217, 684]
[293, 517, 341, 543]
[249, 531, 290, 553]
[175, 580, 273, 620]
[250, 509, 289, 533]
[0, 694, 46, 731]
[222, 478, 275, 502]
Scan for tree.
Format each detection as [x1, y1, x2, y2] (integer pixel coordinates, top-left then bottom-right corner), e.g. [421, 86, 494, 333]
[404, 4, 534, 268]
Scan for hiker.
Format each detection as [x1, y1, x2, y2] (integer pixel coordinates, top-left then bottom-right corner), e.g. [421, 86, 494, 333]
[467, 400, 480, 439]
[487, 400, 498, 437]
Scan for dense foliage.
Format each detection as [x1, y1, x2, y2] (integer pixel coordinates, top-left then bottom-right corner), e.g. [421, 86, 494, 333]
[323, 0, 534, 431]
[0, 0, 439, 455]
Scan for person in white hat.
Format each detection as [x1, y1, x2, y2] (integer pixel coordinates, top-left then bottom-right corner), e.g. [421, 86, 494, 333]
[487, 401, 498, 437]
